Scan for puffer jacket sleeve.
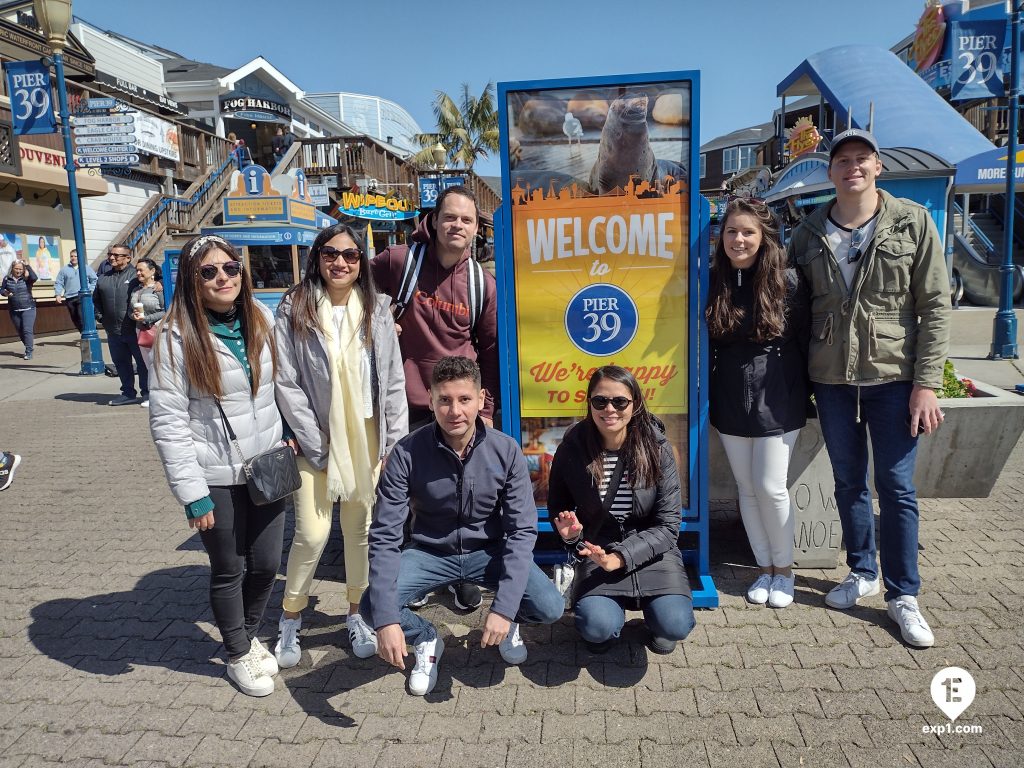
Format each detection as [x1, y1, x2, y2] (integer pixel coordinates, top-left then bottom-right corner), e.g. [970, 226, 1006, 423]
[273, 293, 328, 469]
[608, 442, 682, 573]
[375, 295, 408, 454]
[148, 332, 209, 506]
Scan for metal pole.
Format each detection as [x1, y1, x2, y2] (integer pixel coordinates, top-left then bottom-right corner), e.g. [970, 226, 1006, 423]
[52, 50, 105, 374]
[991, 1, 1021, 359]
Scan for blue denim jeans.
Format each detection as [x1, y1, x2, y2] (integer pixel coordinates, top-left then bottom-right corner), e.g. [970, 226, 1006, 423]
[9, 307, 35, 353]
[107, 331, 148, 399]
[813, 381, 920, 601]
[359, 545, 565, 645]
[574, 594, 696, 643]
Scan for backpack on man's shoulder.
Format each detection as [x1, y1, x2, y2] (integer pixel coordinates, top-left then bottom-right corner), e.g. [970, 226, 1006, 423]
[391, 241, 486, 330]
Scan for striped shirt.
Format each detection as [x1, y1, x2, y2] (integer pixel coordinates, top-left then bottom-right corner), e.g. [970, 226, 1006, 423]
[600, 451, 632, 521]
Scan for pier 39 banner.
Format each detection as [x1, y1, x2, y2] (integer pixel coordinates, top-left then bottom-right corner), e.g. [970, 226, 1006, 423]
[498, 73, 696, 506]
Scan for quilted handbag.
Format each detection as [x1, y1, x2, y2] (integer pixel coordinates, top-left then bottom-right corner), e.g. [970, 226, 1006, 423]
[216, 400, 300, 506]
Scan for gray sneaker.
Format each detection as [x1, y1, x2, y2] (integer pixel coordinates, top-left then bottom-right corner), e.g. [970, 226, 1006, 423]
[108, 395, 139, 406]
[825, 571, 880, 609]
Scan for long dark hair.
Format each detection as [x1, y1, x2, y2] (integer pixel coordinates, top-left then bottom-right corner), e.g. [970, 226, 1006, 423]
[285, 223, 376, 348]
[581, 365, 662, 488]
[705, 198, 788, 342]
[156, 235, 275, 398]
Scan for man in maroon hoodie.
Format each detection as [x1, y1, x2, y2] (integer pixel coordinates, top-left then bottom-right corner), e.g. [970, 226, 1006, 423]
[372, 185, 500, 611]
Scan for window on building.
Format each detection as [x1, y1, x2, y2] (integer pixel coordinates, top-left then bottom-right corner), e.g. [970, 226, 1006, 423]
[699, 153, 706, 179]
[723, 145, 755, 174]
[247, 245, 295, 289]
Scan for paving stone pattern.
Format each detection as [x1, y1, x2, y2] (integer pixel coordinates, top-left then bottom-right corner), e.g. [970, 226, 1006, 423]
[0, 337, 1022, 767]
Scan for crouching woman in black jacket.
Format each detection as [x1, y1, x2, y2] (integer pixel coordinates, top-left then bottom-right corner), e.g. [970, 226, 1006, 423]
[547, 365, 694, 655]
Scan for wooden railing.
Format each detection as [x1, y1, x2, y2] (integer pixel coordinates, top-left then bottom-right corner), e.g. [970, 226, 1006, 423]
[962, 99, 1009, 142]
[297, 135, 501, 216]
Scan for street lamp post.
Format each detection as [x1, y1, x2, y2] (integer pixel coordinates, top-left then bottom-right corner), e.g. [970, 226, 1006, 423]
[991, 0, 1022, 360]
[431, 140, 447, 201]
[34, 0, 104, 374]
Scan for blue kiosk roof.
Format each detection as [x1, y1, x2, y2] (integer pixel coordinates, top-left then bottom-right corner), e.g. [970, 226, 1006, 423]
[777, 45, 996, 167]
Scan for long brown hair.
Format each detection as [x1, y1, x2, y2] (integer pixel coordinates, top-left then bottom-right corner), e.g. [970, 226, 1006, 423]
[581, 366, 663, 488]
[284, 223, 376, 348]
[156, 235, 275, 398]
[705, 198, 788, 342]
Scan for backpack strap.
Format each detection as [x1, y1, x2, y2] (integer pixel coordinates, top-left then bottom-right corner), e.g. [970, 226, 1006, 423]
[466, 257, 485, 332]
[392, 242, 425, 322]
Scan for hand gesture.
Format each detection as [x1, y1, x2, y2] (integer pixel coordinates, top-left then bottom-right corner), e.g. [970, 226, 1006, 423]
[576, 541, 625, 572]
[480, 610, 511, 648]
[188, 511, 215, 531]
[554, 510, 582, 542]
[377, 624, 407, 669]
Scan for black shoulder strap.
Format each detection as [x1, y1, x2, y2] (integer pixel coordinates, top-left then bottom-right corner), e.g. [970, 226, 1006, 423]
[466, 257, 485, 332]
[392, 242, 424, 321]
[600, 453, 627, 516]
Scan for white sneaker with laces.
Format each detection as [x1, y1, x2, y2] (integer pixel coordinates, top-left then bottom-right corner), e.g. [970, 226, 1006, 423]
[407, 594, 429, 609]
[250, 636, 279, 677]
[768, 574, 795, 608]
[275, 614, 302, 669]
[825, 571, 880, 609]
[408, 635, 444, 696]
[746, 574, 772, 605]
[498, 622, 527, 665]
[347, 613, 378, 659]
[226, 650, 274, 697]
[888, 595, 935, 648]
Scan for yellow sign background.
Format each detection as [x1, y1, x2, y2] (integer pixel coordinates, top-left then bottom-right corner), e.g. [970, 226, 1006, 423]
[512, 190, 688, 417]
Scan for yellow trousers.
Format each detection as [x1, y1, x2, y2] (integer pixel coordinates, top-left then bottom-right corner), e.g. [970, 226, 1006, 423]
[282, 419, 379, 610]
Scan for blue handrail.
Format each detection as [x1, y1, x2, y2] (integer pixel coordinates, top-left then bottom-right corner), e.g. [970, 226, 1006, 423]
[952, 201, 998, 260]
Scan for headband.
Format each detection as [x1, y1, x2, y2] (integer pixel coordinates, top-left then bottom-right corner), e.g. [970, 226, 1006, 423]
[188, 235, 230, 257]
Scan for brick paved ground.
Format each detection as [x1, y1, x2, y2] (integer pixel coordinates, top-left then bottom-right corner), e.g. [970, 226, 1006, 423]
[1, 330, 1022, 767]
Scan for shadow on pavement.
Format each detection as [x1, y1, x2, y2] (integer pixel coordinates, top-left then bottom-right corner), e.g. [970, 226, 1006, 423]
[54, 392, 118, 405]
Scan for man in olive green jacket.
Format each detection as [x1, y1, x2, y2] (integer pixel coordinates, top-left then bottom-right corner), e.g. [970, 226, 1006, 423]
[788, 129, 950, 648]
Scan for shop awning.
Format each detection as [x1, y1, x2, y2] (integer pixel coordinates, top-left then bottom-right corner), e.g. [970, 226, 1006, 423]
[777, 45, 997, 167]
[1, 141, 107, 197]
[94, 71, 188, 116]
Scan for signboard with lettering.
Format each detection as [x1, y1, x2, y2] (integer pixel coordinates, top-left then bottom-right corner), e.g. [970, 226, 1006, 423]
[220, 94, 292, 122]
[951, 19, 1007, 101]
[308, 183, 330, 207]
[418, 175, 468, 207]
[3, 60, 56, 135]
[785, 116, 821, 160]
[338, 191, 417, 221]
[913, 1, 947, 72]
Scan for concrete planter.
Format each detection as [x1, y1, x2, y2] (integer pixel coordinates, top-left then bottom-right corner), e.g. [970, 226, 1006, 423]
[710, 380, 1024, 568]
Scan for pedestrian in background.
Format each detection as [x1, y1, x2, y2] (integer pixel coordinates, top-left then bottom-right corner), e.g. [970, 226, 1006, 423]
[1, 260, 38, 360]
[149, 234, 286, 697]
[273, 223, 407, 668]
[706, 198, 810, 609]
[131, 257, 165, 406]
[54, 250, 98, 334]
[547, 365, 695, 655]
[94, 244, 147, 405]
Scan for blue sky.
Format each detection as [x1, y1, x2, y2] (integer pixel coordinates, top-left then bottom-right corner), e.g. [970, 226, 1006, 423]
[77, 0, 924, 176]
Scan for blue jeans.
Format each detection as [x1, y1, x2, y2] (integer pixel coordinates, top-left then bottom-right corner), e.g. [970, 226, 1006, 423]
[813, 381, 920, 601]
[359, 545, 565, 645]
[9, 307, 35, 353]
[107, 331, 148, 399]
[574, 594, 695, 643]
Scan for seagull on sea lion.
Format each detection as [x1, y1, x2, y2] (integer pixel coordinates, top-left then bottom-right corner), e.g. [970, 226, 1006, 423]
[563, 112, 583, 154]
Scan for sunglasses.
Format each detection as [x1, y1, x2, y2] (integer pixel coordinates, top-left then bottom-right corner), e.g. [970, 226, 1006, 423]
[590, 395, 633, 411]
[107, 251, 130, 259]
[320, 246, 362, 265]
[848, 227, 867, 264]
[198, 261, 243, 281]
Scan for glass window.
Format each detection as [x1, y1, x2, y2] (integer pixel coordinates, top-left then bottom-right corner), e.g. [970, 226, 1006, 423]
[723, 146, 755, 174]
[699, 153, 706, 179]
[247, 245, 294, 289]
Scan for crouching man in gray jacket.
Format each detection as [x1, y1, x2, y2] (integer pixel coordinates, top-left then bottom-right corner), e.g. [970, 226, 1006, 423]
[360, 356, 564, 696]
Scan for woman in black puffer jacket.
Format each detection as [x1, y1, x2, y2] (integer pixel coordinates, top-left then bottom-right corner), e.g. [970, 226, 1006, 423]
[547, 365, 694, 655]
[1, 260, 38, 360]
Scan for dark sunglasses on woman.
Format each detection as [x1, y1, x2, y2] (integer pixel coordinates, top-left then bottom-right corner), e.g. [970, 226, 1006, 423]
[590, 395, 632, 411]
[320, 246, 362, 265]
[198, 261, 243, 281]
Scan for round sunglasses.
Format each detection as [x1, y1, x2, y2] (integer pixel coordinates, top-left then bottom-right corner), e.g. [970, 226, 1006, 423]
[590, 395, 633, 411]
[319, 246, 362, 265]
[198, 261, 243, 281]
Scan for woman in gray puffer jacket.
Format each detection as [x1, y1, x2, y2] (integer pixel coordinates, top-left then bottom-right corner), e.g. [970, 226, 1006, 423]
[1, 260, 38, 359]
[149, 234, 286, 700]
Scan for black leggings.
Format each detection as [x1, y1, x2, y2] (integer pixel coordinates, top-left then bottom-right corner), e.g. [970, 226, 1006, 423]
[199, 486, 285, 658]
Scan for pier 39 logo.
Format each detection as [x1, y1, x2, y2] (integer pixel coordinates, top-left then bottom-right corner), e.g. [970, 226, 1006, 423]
[564, 283, 638, 357]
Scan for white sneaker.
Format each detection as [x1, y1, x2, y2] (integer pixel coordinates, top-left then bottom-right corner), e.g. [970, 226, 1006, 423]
[768, 574, 795, 608]
[347, 613, 378, 659]
[226, 650, 274, 697]
[498, 622, 527, 665]
[553, 563, 575, 596]
[888, 595, 935, 648]
[746, 574, 771, 605]
[408, 635, 444, 696]
[825, 571, 880, 609]
[407, 594, 429, 609]
[250, 636, 279, 677]
[275, 614, 302, 669]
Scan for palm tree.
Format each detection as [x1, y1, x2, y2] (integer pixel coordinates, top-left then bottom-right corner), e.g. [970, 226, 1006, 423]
[411, 82, 499, 170]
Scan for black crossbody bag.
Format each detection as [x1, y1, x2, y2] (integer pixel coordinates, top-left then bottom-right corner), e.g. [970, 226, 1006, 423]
[215, 400, 300, 506]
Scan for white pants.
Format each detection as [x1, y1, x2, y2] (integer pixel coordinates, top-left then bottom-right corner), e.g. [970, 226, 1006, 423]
[719, 430, 800, 568]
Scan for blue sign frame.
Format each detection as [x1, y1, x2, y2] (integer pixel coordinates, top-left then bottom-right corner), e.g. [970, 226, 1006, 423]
[496, 70, 715, 607]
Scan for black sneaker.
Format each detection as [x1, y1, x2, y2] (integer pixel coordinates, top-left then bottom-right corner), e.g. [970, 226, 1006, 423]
[448, 583, 483, 611]
[646, 634, 676, 655]
[0, 453, 21, 491]
[583, 638, 614, 654]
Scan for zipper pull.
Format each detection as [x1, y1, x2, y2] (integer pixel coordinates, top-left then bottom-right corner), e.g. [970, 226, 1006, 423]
[737, 268, 742, 287]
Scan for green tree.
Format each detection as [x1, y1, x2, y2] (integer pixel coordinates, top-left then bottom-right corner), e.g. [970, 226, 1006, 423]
[412, 82, 499, 170]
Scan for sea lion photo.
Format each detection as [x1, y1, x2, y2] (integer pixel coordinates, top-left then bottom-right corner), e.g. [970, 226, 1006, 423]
[589, 94, 658, 193]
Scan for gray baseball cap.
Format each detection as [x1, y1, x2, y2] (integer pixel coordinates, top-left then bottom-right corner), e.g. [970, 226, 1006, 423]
[829, 128, 880, 159]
